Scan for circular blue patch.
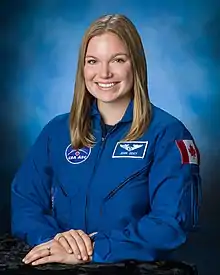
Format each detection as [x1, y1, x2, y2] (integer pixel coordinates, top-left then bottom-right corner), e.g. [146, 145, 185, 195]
[65, 144, 91, 165]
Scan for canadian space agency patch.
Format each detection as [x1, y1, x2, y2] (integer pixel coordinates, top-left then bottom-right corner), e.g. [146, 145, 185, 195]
[65, 144, 91, 164]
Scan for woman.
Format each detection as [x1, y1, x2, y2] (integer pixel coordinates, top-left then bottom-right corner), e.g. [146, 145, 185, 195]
[11, 14, 201, 266]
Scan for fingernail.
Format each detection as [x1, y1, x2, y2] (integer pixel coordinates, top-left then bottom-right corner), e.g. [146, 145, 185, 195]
[83, 256, 88, 261]
[77, 255, 81, 260]
[32, 262, 36, 265]
[68, 249, 72, 254]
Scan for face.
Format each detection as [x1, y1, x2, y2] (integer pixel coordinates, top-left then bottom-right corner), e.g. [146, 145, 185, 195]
[84, 32, 133, 105]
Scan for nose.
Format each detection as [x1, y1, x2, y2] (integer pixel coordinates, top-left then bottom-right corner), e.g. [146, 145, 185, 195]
[99, 62, 113, 78]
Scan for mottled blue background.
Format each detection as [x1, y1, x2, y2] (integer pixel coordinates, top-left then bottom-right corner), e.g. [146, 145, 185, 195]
[1, 0, 220, 274]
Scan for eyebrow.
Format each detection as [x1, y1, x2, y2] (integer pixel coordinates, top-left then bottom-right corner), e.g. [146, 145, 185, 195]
[85, 53, 129, 59]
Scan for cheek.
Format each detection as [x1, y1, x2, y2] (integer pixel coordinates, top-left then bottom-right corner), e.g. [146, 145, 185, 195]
[118, 63, 133, 78]
[84, 67, 95, 81]
[123, 67, 133, 85]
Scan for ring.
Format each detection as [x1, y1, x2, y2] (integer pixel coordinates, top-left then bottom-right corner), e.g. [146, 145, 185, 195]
[47, 246, 51, 256]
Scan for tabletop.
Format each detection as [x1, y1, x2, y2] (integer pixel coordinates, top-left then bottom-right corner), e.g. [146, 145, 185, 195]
[0, 234, 198, 274]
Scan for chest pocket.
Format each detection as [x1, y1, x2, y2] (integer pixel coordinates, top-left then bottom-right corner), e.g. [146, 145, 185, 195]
[51, 177, 79, 230]
[99, 165, 151, 231]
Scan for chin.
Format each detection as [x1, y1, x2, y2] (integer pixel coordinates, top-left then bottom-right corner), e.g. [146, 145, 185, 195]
[97, 98, 118, 104]
[93, 93, 118, 103]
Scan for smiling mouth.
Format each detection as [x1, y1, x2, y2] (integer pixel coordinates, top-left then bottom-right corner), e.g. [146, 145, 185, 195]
[96, 82, 119, 88]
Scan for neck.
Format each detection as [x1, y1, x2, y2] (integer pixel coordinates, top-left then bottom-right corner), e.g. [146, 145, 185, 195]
[97, 97, 131, 125]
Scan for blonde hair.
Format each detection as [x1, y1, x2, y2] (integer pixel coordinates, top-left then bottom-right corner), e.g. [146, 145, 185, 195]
[70, 14, 151, 148]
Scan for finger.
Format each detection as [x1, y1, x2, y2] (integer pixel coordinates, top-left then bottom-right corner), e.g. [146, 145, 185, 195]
[70, 230, 89, 261]
[23, 245, 46, 262]
[56, 236, 73, 254]
[23, 240, 53, 263]
[24, 240, 53, 260]
[31, 255, 57, 266]
[32, 253, 82, 266]
[77, 230, 93, 256]
[23, 245, 41, 260]
[54, 233, 72, 253]
[23, 248, 50, 264]
[62, 232, 82, 260]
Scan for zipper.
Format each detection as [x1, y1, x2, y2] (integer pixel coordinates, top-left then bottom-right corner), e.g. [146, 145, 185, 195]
[100, 165, 149, 215]
[50, 179, 68, 216]
[192, 178, 201, 229]
[84, 125, 118, 232]
[55, 176, 68, 196]
[51, 186, 55, 215]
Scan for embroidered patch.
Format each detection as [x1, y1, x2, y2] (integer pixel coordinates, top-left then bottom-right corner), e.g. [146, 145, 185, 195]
[65, 144, 91, 164]
[176, 140, 199, 165]
[112, 141, 148, 159]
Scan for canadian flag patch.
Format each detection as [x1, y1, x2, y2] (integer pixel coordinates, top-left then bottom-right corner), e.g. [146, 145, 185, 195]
[176, 140, 199, 165]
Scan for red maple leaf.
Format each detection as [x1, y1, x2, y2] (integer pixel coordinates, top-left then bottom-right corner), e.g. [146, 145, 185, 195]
[188, 145, 196, 157]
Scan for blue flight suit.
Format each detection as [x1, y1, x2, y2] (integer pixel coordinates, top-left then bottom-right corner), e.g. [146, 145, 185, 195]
[11, 100, 201, 263]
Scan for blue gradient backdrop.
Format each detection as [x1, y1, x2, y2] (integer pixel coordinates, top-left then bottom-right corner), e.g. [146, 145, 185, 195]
[1, 1, 220, 274]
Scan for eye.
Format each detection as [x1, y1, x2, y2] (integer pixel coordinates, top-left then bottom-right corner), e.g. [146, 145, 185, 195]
[114, 58, 125, 63]
[87, 59, 96, 65]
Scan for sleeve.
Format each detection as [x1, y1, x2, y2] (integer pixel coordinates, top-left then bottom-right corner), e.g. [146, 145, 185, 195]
[92, 122, 202, 263]
[11, 119, 63, 246]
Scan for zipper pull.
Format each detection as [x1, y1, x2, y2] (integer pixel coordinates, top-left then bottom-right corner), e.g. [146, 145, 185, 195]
[51, 186, 55, 213]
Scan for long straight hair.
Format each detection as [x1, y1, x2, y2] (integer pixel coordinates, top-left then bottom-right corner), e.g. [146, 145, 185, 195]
[70, 14, 151, 148]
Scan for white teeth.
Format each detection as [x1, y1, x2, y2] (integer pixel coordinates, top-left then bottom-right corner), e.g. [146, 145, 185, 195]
[97, 82, 116, 88]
